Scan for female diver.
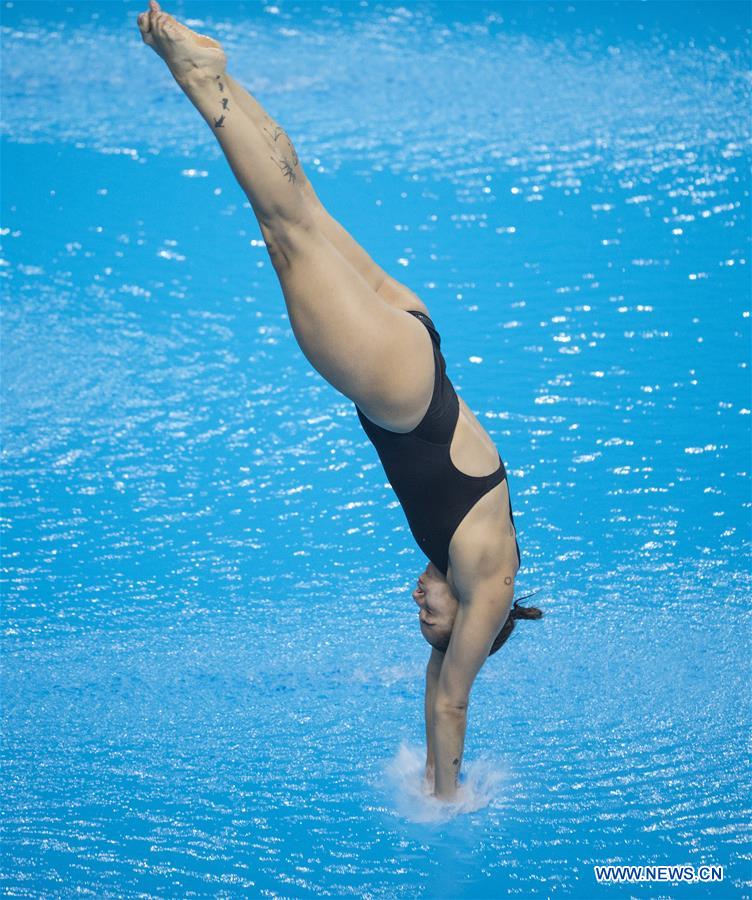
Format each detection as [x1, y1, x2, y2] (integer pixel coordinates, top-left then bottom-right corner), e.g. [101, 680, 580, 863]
[137, 2, 541, 801]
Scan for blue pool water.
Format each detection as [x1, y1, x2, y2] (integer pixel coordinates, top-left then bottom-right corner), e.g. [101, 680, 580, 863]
[1, 1, 751, 896]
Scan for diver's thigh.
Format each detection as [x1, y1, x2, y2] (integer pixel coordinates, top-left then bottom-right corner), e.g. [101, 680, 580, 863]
[273, 228, 435, 428]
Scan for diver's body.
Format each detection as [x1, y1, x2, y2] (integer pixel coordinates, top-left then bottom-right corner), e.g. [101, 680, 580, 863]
[138, 2, 521, 800]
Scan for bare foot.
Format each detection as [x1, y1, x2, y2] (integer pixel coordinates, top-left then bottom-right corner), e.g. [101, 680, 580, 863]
[137, 0, 227, 83]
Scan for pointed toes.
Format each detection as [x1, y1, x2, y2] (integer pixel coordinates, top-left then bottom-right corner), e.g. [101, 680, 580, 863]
[162, 18, 182, 38]
[149, 11, 166, 38]
[137, 11, 155, 43]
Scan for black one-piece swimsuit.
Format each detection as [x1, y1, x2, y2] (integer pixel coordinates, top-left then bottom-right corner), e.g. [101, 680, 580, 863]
[355, 310, 521, 577]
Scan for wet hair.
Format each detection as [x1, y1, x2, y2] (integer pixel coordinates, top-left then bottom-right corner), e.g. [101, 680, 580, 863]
[428, 590, 543, 655]
[487, 591, 543, 656]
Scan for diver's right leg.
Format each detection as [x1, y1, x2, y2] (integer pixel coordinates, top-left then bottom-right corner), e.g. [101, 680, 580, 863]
[224, 74, 429, 314]
[139, 3, 311, 257]
[224, 75, 389, 294]
[137, 3, 435, 428]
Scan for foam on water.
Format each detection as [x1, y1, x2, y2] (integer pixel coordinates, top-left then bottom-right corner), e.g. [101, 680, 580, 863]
[382, 742, 507, 825]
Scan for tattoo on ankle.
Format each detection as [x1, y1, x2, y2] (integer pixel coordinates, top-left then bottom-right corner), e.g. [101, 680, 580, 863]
[209, 77, 229, 128]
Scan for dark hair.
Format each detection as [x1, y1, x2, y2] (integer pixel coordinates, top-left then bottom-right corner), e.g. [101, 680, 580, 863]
[487, 591, 543, 656]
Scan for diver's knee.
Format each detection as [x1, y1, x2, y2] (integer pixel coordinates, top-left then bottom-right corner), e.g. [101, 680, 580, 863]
[260, 215, 315, 270]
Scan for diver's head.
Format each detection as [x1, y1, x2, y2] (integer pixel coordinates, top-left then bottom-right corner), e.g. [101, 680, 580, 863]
[411, 562, 458, 651]
[412, 563, 542, 655]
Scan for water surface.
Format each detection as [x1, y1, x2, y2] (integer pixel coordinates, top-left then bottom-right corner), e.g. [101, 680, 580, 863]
[1, 1, 750, 896]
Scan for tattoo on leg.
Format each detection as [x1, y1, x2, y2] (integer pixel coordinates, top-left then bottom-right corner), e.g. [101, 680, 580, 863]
[264, 124, 285, 143]
[221, 97, 229, 110]
[271, 155, 297, 183]
[262, 121, 300, 183]
[286, 136, 299, 168]
[213, 114, 226, 128]
[265, 126, 299, 161]
[504, 576, 512, 585]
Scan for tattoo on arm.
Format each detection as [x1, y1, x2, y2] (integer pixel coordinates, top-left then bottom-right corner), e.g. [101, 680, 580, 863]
[213, 114, 226, 129]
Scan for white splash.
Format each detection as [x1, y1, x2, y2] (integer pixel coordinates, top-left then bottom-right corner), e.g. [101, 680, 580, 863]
[382, 742, 506, 824]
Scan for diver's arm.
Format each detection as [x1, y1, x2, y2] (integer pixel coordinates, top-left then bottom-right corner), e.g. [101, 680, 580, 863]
[430, 572, 514, 799]
[424, 647, 445, 785]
